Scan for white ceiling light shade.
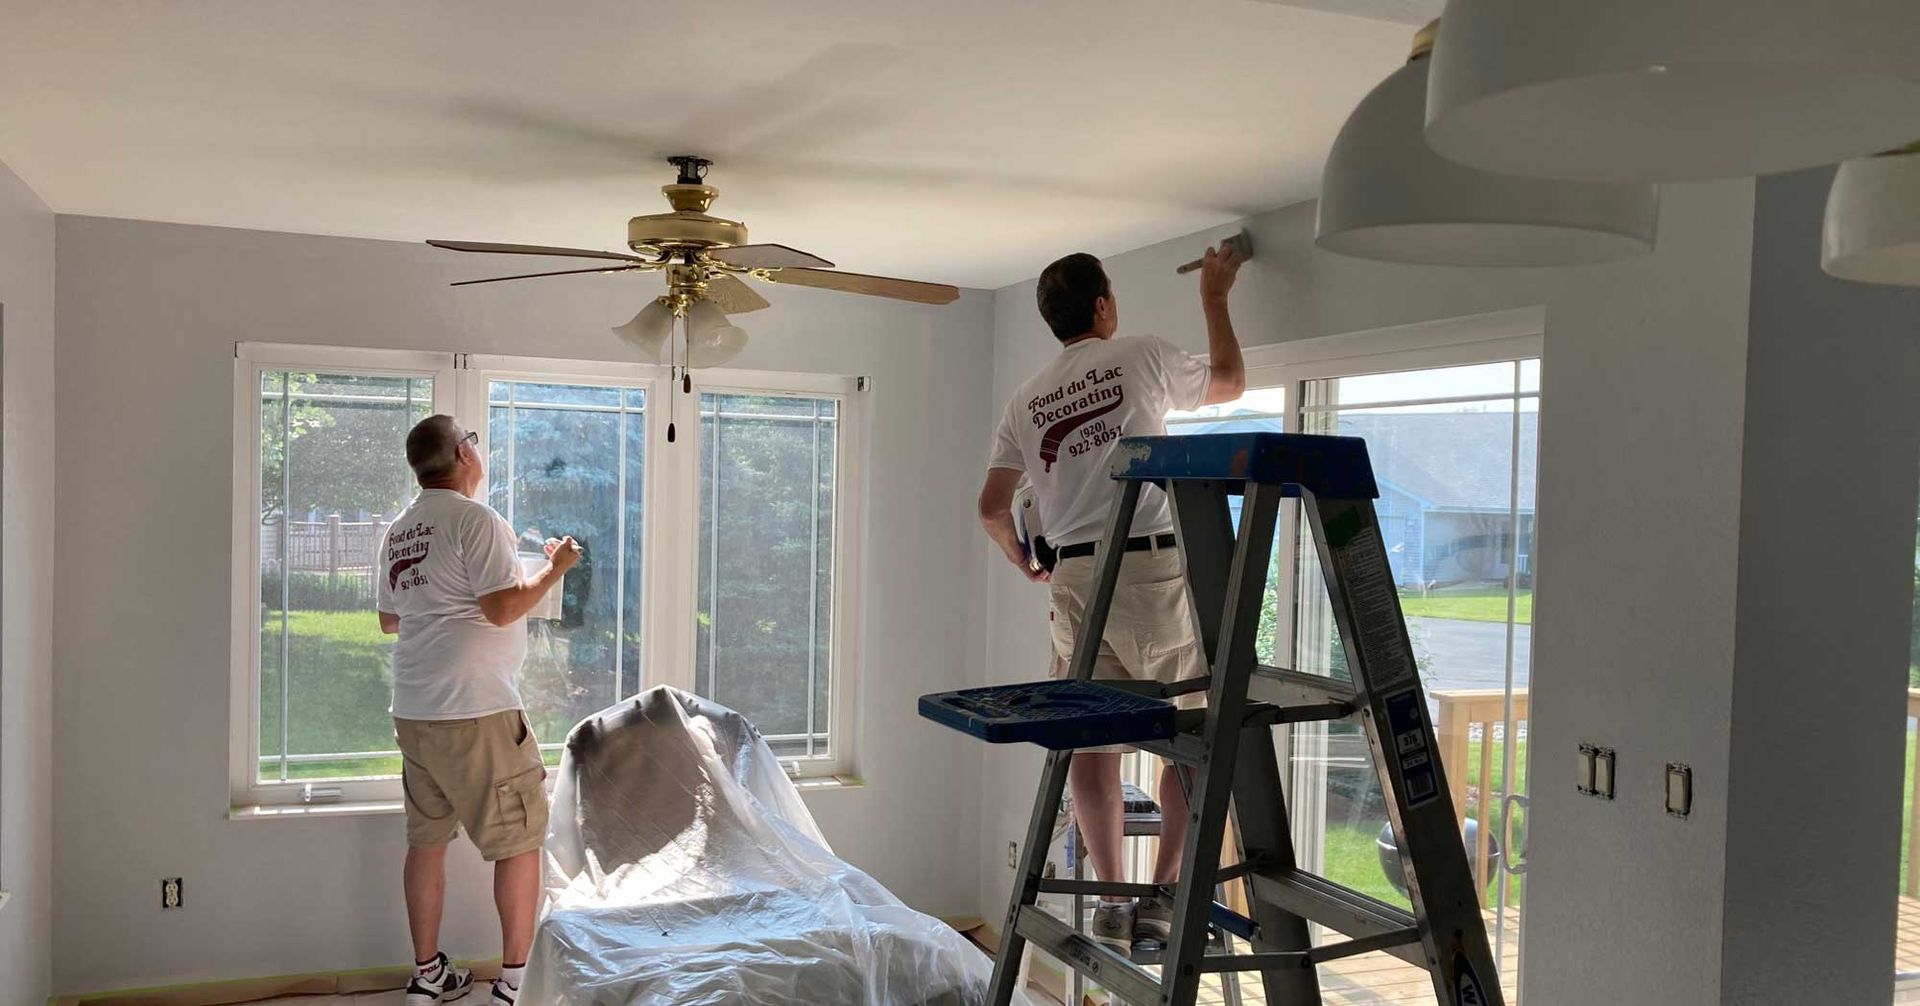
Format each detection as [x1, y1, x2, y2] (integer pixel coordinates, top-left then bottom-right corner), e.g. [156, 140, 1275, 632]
[1317, 22, 1658, 266]
[685, 299, 748, 368]
[1823, 143, 1920, 286]
[1424, 0, 1920, 182]
[612, 298, 676, 360]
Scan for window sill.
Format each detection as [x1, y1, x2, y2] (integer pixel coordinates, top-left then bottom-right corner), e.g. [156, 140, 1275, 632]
[230, 800, 404, 821]
[792, 773, 864, 792]
[229, 776, 861, 821]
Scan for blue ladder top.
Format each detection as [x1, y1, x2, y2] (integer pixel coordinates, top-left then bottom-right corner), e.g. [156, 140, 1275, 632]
[1109, 432, 1379, 499]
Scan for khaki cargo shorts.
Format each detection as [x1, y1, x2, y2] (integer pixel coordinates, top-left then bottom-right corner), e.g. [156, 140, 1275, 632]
[394, 709, 550, 861]
[1048, 546, 1208, 753]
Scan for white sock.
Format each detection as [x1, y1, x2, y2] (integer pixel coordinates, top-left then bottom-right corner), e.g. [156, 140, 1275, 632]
[415, 954, 445, 979]
[498, 964, 525, 990]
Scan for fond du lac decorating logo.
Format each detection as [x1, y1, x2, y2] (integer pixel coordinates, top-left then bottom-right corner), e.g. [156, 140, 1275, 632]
[1030, 364, 1126, 471]
[387, 521, 435, 591]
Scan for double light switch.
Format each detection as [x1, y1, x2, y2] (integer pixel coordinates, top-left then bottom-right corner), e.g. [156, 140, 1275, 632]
[1577, 743, 1615, 799]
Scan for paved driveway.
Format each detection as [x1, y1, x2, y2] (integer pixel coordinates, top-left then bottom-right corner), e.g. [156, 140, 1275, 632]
[1406, 616, 1532, 694]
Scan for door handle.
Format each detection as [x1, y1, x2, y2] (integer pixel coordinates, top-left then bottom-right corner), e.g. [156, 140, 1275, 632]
[1501, 792, 1530, 875]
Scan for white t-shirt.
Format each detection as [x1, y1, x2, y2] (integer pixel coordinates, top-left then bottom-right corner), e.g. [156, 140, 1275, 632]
[375, 488, 529, 720]
[989, 335, 1212, 547]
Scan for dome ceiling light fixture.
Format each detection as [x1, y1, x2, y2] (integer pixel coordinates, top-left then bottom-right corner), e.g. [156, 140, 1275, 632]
[1316, 19, 1659, 266]
[1823, 140, 1920, 286]
[1424, 0, 1920, 182]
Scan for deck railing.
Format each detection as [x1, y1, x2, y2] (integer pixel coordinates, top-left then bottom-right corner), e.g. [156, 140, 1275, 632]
[1435, 687, 1529, 901]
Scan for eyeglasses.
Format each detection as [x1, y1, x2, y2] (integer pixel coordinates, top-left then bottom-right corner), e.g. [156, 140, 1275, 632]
[459, 430, 478, 448]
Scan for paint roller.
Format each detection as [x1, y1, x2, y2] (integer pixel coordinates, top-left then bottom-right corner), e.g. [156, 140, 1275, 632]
[1174, 229, 1254, 274]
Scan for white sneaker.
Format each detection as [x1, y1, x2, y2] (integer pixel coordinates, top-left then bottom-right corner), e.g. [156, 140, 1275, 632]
[489, 979, 520, 1006]
[405, 954, 474, 1006]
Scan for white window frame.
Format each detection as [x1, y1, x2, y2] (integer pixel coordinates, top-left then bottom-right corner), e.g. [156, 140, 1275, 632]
[660, 367, 867, 780]
[232, 346, 866, 808]
[229, 343, 456, 808]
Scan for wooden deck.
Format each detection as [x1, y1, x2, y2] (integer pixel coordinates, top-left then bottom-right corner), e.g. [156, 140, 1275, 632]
[1169, 895, 1920, 1005]
[1183, 909, 1522, 1006]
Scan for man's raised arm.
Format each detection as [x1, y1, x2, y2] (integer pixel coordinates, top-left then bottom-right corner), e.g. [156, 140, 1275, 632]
[1199, 242, 1246, 406]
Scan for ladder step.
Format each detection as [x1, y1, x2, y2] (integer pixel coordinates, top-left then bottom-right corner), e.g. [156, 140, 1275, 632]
[917, 680, 1176, 750]
[1249, 870, 1426, 967]
[1014, 906, 1163, 1006]
[1250, 664, 1358, 709]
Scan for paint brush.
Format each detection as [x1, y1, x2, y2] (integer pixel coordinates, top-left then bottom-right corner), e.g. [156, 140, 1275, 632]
[1175, 229, 1254, 274]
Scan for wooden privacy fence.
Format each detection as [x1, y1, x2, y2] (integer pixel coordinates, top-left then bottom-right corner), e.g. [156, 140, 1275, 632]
[260, 513, 391, 578]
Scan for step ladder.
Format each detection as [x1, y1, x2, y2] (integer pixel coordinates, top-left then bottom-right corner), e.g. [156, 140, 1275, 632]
[1062, 782, 1243, 1006]
[921, 432, 1503, 1006]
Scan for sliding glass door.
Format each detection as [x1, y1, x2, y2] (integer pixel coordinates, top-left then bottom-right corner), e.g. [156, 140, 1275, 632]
[1291, 359, 1539, 1003]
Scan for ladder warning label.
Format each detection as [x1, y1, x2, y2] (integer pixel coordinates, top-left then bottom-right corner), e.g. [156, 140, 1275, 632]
[1332, 517, 1417, 690]
[1384, 688, 1441, 809]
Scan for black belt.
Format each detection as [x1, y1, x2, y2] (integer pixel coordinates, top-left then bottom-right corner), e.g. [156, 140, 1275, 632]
[1056, 533, 1178, 560]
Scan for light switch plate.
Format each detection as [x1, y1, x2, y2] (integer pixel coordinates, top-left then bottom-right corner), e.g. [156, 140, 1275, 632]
[1578, 744, 1615, 799]
[1666, 763, 1692, 818]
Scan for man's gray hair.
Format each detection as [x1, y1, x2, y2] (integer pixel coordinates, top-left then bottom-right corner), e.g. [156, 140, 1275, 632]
[406, 414, 464, 484]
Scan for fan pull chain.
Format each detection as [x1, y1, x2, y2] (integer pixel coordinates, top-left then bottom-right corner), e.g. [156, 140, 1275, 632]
[666, 314, 681, 443]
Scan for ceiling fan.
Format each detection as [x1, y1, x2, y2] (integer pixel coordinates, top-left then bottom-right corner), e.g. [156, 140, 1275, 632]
[429, 155, 959, 440]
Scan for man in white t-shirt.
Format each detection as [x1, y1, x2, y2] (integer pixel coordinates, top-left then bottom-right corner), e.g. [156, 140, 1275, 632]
[979, 243, 1244, 951]
[376, 415, 579, 1006]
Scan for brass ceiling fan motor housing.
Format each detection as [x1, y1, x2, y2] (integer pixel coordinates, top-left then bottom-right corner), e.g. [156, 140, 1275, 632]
[628, 183, 749, 255]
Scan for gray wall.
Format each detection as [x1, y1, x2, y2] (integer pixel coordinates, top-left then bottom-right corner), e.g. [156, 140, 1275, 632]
[0, 158, 55, 1006]
[51, 216, 994, 991]
[981, 180, 1760, 1004]
[1719, 169, 1920, 1003]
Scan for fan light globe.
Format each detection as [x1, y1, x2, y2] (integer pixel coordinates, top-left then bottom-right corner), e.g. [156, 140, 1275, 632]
[612, 299, 675, 360]
[1425, 0, 1920, 182]
[686, 299, 748, 368]
[1823, 145, 1920, 286]
[1317, 22, 1658, 266]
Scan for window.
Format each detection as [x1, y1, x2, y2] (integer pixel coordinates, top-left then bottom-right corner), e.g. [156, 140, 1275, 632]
[231, 347, 864, 807]
[1291, 357, 1538, 1003]
[486, 379, 648, 761]
[696, 393, 840, 760]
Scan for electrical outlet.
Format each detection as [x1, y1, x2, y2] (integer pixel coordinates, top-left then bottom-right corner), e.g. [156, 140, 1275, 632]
[161, 877, 183, 910]
[1007, 840, 1019, 869]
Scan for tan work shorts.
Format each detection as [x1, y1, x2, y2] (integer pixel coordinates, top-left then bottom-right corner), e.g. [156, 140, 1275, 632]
[1048, 547, 1208, 752]
[394, 709, 550, 861]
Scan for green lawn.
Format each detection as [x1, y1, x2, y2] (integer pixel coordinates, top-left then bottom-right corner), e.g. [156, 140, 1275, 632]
[1400, 588, 1533, 625]
[258, 608, 561, 783]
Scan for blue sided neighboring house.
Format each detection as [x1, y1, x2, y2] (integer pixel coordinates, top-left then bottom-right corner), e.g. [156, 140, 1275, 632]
[1169, 410, 1537, 591]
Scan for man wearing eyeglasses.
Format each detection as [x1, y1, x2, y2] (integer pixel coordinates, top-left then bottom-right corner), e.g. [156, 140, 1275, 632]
[375, 414, 580, 1006]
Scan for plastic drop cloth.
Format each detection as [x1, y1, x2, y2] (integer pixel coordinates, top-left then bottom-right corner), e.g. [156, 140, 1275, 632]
[524, 686, 1013, 1006]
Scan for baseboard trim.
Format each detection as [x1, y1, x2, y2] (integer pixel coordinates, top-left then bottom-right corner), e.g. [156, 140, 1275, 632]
[52, 959, 503, 1006]
[53, 919, 996, 1005]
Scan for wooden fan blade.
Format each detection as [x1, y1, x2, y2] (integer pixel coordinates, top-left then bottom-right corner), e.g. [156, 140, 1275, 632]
[707, 243, 835, 270]
[759, 267, 959, 305]
[705, 274, 771, 314]
[451, 265, 645, 287]
[428, 239, 645, 263]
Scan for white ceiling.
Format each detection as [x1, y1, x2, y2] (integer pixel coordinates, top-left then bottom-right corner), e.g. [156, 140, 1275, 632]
[0, 1, 1416, 289]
